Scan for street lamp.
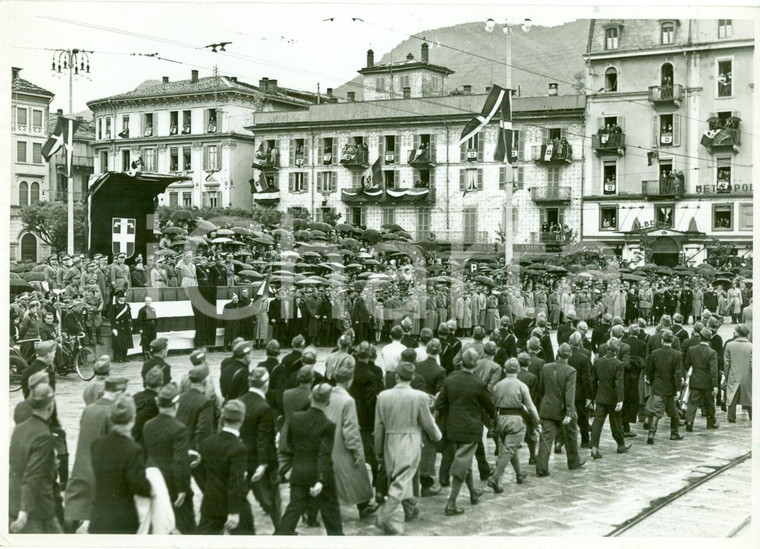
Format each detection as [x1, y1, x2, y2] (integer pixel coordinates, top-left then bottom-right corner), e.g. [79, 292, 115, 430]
[50, 48, 92, 255]
[484, 18, 531, 267]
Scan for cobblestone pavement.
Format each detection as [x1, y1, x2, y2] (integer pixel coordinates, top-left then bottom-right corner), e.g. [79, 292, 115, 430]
[9, 322, 753, 536]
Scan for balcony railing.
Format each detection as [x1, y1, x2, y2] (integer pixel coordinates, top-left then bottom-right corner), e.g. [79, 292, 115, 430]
[641, 176, 685, 199]
[529, 231, 571, 246]
[701, 122, 741, 153]
[434, 230, 490, 245]
[339, 145, 368, 168]
[54, 191, 85, 202]
[592, 132, 625, 155]
[648, 84, 683, 106]
[251, 149, 280, 170]
[56, 155, 94, 168]
[535, 141, 572, 164]
[530, 186, 571, 202]
[408, 147, 434, 168]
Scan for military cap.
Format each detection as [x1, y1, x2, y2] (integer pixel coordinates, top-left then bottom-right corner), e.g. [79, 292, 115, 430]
[396, 361, 416, 381]
[157, 383, 180, 407]
[28, 383, 55, 409]
[105, 376, 128, 392]
[296, 365, 315, 383]
[118, 253, 126, 258]
[188, 363, 210, 383]
[93, 355, 111, 375]
[233, 340, 252, 358]
[190, 349, 207, 365]
[110, 394, 136, 425]
[36, 340, 57, 356]
[221, 400, 246, 422]
[150, 337, 168, 351]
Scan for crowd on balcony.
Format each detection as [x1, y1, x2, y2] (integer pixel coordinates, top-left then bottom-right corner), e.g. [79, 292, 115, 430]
[540, 222, 574, 244]
[596, 123, 623, 148]
[543, 137, 572, 161]
[340, 143, 369, 165]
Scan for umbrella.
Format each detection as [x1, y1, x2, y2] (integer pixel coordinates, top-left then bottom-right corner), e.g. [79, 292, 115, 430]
[311, 222, 333, 233]
[292, 219, 310, 230]
[31, 264, 48, 272]
[281, 251, 301, 259]
[357, 272, 375, 279]
[381, 223, 404, 232]
[271, 228, 291, 238]
[382, 233, 400, 241]
[336, 223, 354, 233]
[576, 272, 594, 279]
[474, 275, 495, 287]
[212, 237, 233, 244]
[428, 264, 443, 273]
[21, 272, 46, 282]
[346, 263, 363, 269]
[238, 270, 264, 278]
[195, 219, 218, 231]
[713, 278, 732, 285]
[302, 251, 322, 258]
[341, 237, 361, 248]
[170, 239, 188, 246]
[10, 272, 22, 280]
[156, 248, 177, 256]
[253, 236, 274, 245]
[309, 229, 328, 240]
[10, 279, 35, 294]
[369, 273, 391, 280]
[506, 265, 522, 273]
[518, 257, 534, 266]
[362, 229, 382, 242]
[673, 265, 692, 271]
[171, 209, 193, 221]
[271, 270, 295, 276]
[187, 236, 208, 245]
[232, 260, 253, 268]
[715, 271, 735, 278]
[527, 263, 551, 270]
[655, 268, 673, 276]
[307, 276, 330, 283]
[215, 228, 234, 236]
[161, 226, 183, 235]
[622, 273, 646, 282]
[363, 259, 380, 265]
[640, 263, 658, 271]
[567, 264, 584, 273]
[547, 265, 568, 273]
[297, 278, 323, 285]
[618, 267, 632, 274]
[295, 230, 311, 241]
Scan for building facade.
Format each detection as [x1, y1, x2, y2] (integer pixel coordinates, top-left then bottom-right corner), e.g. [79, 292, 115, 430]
[248, 45, 586, 250]
[48, 109, 95, 206]
[11, 67, 55, 262]
[87, 71, 320, 210]
[582, 18, 754, 267]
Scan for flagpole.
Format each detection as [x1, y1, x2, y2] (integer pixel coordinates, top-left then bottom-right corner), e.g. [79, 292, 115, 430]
[503, 25, 514, 268]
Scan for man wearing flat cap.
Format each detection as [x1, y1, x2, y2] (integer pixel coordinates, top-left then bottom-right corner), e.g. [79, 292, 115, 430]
[143, 383, 196, 533]
[220, 340, 252, 403]
[177, 350, 216, 452]
[132, 367, 163, 446]
[684, 328, 720, 431]
[141, 337, 172, 386]
[9, 383, 60, 533]
[276, 383, 343, 535]
[20, 340, 57, 399]
[196, 400, 254, 535]
[82, 355, 111, 405]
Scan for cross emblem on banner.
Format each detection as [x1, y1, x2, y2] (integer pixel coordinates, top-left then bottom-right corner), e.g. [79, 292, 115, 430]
[112, 218, 136, 258]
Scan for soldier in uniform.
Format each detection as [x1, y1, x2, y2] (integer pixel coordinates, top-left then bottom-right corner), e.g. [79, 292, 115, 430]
[109, 291, 133, 363]
[108, 253, 131, 306]
[136, 296, 158, 361]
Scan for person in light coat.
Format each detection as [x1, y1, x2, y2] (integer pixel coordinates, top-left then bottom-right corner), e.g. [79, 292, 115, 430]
[723, 324, 752, 422]
[374, 360, 441, 534]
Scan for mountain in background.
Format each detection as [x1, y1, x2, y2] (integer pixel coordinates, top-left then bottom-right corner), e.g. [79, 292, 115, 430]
[334, 19, 590, 100]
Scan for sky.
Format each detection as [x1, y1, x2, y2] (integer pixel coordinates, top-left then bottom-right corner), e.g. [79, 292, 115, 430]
[1, 1, 754, 114]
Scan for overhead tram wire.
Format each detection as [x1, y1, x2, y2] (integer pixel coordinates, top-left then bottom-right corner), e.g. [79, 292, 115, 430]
[36, 15, 752, 171]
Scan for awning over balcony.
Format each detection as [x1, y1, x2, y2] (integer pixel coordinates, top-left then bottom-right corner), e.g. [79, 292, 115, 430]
[341, 187, 433, 205]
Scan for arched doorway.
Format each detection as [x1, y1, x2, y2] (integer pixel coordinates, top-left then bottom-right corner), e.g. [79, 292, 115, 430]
[20, 233, 37, 262]
[651, 236, 680, 267]
[661, 62, 674, 87]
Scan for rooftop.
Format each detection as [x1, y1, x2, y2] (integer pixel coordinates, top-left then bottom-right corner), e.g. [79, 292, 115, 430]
[12, 67, 54, 99]
[49, 111, 96, 141]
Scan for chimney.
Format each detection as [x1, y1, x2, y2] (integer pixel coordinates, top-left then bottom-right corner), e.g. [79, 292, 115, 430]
[259, 77, 269, 93]
[12, 67, 21, 80]
[463, 84, 472, 95]
[403, 87, 411, 99]
[347, 91, 356, 102]
[421, 43, 429, 63]
[230, 76, 237, 82]
[366, 49, 374, 68]
[268, 79, 278, 94]
[548, 83, 558, 96]
[191, 70, 198, 83]
[162, 76, 169, 83]
[485, 86, 492, 93]
[326, 87, 333, 97]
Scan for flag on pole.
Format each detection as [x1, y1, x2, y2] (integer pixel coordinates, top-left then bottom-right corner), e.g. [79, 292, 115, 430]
[42, 116, 79, 177]
[459, 84, 510, 147]
[251, 172, 270, 193]
[493, 88, 513, 163]
[361, 158, 383, 191]
[255, 273, 271, 298]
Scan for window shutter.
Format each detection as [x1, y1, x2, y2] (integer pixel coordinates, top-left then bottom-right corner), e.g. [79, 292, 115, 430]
[652, 115, 659, 147]
[516, 167, 524, 185]
[619, 116, 625, 130]
[317, 172, 323, 192]
[289, 173, 294, 192]
[517, 130, 525, 161]
[499, 166, 506, 189]
[318, 139, 324, 160]
[303, 139, 310, 165]
[459, 169, 465, 191]
[542, 128, 550, 142]
[203, 146, 209, 171]
[560, 127, 566, 139]
[352, 172, 361, 189]
[332, 139, 338, 161]
[460, 141, 466, 162]
[477, 168, 484, 190]
[597, 117, 604, 132]
[394, 136, 400, 162]
[304, 172, 309, 192]
[673, 114, 681, 146]
[430, 134, 437, 163]
[477, 135, 484, 161]
[531, 145, 539, 161]
[429, 168, 435, 187]
[289, 139, 295, 166]
[378, 137, 385, 159]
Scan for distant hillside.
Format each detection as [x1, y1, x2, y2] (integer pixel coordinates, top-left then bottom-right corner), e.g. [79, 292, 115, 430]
[335, 19, 590, 100]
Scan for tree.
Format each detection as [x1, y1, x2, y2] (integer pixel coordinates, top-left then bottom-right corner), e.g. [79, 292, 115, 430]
[20, 201, 87, 253]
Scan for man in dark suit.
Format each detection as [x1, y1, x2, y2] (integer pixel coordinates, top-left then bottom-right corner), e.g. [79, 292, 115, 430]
[279, 334, 305, 391]
[142, 383, 195, 534]
[644, 330, 684, 444]
[257, 340, 282, 412]
[516, 353, 540, 463]
[238, 367, 281, 530]
[439, 323, 462, 375]
[681, 321, 704, 360]
[497, 316, 518, 360]
[535, 314, 555, 362]
[526, 337, 545, 379]
[646, 315, 682, 360]
[400, 316, 418, 348]
[598, 325, 636, 437]
[622, 324, 649, 426]
[671, 314, 688, 345]
[177, 355, 216, 452]
[535, 343, 586, 476]
[220, 340, 252, 403]
[276, 383, 343, 535]
[684, 328, 720, 431]
[140, 337, 172, 386]
[589, 339, 629, 459]
[435, 347, 495, 516]
[707, 317, 725, 410]
[196, 400, 254, 535]
[556, 311, 577, 346]
[20, 340, 57, 399]
[567, 333, 593, 448]
[9, 383, 60, 534]
[132, 366, 164, 446]
[279, 365, 315, 478]
[591, 313, 612, 354]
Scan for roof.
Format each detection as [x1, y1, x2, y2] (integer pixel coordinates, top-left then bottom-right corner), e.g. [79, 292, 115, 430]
[49, 112, 95, 141]
[87, 75, 314, 109]
[359, 60, 455, 76]
[12, 76, 54, 99]
[248, 93, 586, 130]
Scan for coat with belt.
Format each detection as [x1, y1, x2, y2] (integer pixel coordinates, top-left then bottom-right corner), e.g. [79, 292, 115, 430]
[287, 407, 336, 488]
[435, 370, 495, 443]
[724, 337, 752, 406]
[89, 430, 152, 534]
[237, 390, 278, 475]
[109, 303, 133, 350]
[176, 387, 216, 451]
[142, 413, 192, 500]
[536, 361, 577, 421]
[591, 354, 624, 406]
[196, 430, 249, 519]
[568, 348, 593, 402]
[684, 343, 719, 390]
[9, 415, 57, 521]
[323, 385, 373, 505]
[645, 346, 683, 397]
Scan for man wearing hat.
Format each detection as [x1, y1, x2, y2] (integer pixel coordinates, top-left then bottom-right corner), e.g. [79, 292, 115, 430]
[109, 253, 131, 297]
[141, 337, 172, 386]
[109, 290, 133, 363]
[279, 365, 317, 485]
[177, 350, 216, 451]
[64, 376, 128, 531]
[644, 329, 684, 444]
[453, 325, 486, 370]
[276, 383, 343, 535]
[9, 383, 60, 533]
[132, 366, 164, 446]
[220, 340, 252, 402]
[143, 383, 196, 534]
[238, 367, 282, 529]
[20, 340, 57, 399]
[684, 328, 720, 431]
[591, 313, 613, 354]
[83, 356, 111, 405]
[325, 334, 353, 383]
[89, 395, 152, 534]
[557, 311, 577, 346]
[137, 296, 159, 361]
[196, 400, 255, 535]
[374, 360, 441, 534]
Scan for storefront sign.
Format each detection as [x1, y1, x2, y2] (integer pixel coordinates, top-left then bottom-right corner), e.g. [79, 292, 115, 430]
[695, 183, 753, 194]
[513, 244, 545, 252]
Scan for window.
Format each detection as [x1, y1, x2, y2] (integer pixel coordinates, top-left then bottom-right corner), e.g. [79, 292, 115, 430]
[382, 208, 395, 226]
[292, 138, 308, 166]
[16, 141, 27, 163]
[182, 110, 192, 134]
[397, 75, 411, 92]
[717, 60, 733, 97]
[605, 67, 618, 91]
[655, 203, 674, 228]
[169, 147, 179, 171]
[30, 182, 39, 204]
[350, 207, 365, 228]
[716, 157, 731, 192]
[97, 118, 103, 140]
[383, 135, 397, 163]
[120, 115, 130, 138]
[417, 209, 431, 241]
[143, 148, 157, 171]
[605, 27, 619, 50]
[415, 169, 431, 188]
[183, 147, 192, 171]
[16, 107, 27, 129]
[718, 19, 732, 39]
[463, 207, 478, 243]
[659, 114, 674, 145]
[182, 192, 192, 207]
[514, 166, 524, 188]
[661, 22, 675, 44]
[169, 192, 179, 206]
[383, 170, 396, 189]
[99, 150, 108, 172]
[317, 171, 337, 193]
[203, 191, 219, 209]
[321, 137, 335, 165]
[122, 149, 131, 171]
[32, 143, 42, 164]
[204, 144, 219, 171]
[600, 206, 618, 230]
[32, 110, 43, 132]
[105, 117, 112, 139]
[207, 108, 218, 133]
[465, 168, 478, 191]
[511, 130, 520, 161]
[20, 234, 37, 263]
[290, 172, 307, 193]
[739, 203, 753, 230]
[170, 111, 178, 135]
[547, 166, 561, 185]
[375, 77, 387, 92]
[18, 182, 28, 206]
[603, 161, 617, 194]
[713, 204, 733, 230]
[143, 113, 154, 136]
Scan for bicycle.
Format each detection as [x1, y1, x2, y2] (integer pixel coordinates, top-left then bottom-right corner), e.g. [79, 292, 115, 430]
[59, 333, 97, 381]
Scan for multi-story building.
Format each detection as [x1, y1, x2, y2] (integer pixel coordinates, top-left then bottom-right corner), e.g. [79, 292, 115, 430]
[247, 45, 586, 250]
[87, 70, 322, 209]
[11, 67, 55, 262]
[582, 18, 753, 266]
[48, 109, 95, 205]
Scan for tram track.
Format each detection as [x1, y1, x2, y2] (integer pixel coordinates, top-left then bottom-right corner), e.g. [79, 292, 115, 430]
[607, 451, 752, 537]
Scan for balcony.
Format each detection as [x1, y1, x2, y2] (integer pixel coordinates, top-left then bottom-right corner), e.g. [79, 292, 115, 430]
[251, 148, 280, 170]
[435, 230, 490, 245]
[641, 175, 685, 200]
[535, 141, 572, 164]
[408, 147, 434, 168]
[648, 84, 683, 107]
[339, 145, 368, 169]
[341, 186, 435, 206]
[56, 155, 95, 169]
[530, 186, 571, 203]
[592, 132, 625, 156]
[252, 188, 280, 203]
[701, 117, 741, 154]
[54, 191, 85, 202]
[529, 231, 572, 246]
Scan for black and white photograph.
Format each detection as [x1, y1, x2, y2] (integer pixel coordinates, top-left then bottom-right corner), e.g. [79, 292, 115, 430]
[3, 0, 757, 543]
